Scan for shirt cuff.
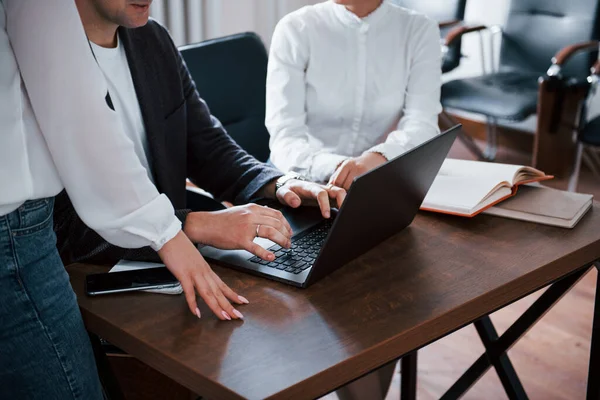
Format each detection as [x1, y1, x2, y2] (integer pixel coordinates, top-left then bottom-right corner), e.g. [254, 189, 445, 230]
[366, 142, 407, 162]
[310, 153, 349, 183]
[98, 193, 182, 250]
[149, 215, 182, 251]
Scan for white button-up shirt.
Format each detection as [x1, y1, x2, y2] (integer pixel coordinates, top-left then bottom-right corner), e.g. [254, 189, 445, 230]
[1, 0, 180, 250]
[266, 0, 442, 183]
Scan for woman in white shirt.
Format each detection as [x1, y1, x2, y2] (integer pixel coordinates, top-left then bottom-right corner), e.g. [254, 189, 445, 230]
[1, 1, 248, 397]
[266, 0, 442, 190]
[266, 1, 441, 398]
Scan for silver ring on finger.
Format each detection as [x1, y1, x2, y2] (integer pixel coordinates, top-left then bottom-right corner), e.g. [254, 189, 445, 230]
[256, 224, 261, 238]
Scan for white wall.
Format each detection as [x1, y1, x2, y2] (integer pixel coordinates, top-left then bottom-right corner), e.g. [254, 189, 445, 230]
[203, 0, 320, 47]
[443, 0, 510, 82]
[150, 0, 321, 48]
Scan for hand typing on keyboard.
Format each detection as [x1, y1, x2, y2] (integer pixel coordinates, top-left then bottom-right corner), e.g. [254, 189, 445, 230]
[249, 219, 333, 275]
[183, 204, 293, 261]
[260, 179, 347, 219]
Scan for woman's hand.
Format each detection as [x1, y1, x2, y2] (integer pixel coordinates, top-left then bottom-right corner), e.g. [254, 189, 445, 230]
[275, 180, 346, 218]
[329, 152, 387, 190]
[157, 231, 249, 321]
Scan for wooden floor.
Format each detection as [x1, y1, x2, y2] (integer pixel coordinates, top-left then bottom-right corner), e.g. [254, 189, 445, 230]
[323, 137, 600, 400]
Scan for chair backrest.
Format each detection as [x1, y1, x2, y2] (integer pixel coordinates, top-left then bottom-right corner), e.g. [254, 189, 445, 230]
[179, 32, 271, 162]
[501, 0, 600, 79]
[392, 0, 468, 73]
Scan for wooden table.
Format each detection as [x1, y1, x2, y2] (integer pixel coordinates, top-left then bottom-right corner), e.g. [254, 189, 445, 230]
[68, 205, 600, 400]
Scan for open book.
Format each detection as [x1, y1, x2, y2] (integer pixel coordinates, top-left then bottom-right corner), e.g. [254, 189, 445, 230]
[421, 159, 553, 217]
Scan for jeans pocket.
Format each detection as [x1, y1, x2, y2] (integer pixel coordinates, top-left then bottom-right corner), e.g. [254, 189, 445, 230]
[20, 198, 50, 212]
[12, 198, 54, 237]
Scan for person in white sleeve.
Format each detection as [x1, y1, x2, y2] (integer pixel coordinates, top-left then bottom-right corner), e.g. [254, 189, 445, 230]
[1, 1, 243, 398]
[265, 0, 442, 398]
[266, 0, 442, 190]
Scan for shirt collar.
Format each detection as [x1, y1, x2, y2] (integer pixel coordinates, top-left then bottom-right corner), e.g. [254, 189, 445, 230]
[331, 0, 389, 29]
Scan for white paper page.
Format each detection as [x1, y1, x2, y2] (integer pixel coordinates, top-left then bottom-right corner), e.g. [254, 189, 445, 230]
[422, 176, 511, 214]
[439, 159, 523, 184]
[110, 260, 182, 295]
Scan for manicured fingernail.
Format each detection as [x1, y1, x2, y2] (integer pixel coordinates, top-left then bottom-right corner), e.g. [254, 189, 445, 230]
[325, 211, 331, 218]
[238, 295, 249, 304]
[221, 311, 232, 320]
[268, 253, 275, 260]
[195, 308, 201, 319]
[232, 309, 244, 319]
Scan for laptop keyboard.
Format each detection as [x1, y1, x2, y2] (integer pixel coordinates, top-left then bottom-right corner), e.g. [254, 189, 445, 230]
[248, 218, 334, 274]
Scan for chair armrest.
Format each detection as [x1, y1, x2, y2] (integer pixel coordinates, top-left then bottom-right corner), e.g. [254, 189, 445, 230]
[547, 40, 600, 76]
[444, 24, 488, 46]
[585, 59, 600, 89]
[439, 19, 461, 29]
[553, 41, 599, 65]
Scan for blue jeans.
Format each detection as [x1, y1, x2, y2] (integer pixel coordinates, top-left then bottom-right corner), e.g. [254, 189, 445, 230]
[0, 198, 103, 399]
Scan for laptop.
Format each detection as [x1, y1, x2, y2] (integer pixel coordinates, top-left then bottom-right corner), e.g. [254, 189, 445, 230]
[200, 125, 460, 288]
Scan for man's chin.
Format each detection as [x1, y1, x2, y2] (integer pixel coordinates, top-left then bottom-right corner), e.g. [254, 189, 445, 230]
[122, 16, 150, 29]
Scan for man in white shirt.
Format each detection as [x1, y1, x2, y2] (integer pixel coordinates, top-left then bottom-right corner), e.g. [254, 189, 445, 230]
[55, 1, 346, 270]
[266, 0, 442, 190]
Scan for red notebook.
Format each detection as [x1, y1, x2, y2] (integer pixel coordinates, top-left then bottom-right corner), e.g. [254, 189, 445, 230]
[420, 159, 553, 217]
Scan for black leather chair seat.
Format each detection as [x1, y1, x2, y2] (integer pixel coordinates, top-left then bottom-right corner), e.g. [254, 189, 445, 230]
[441, 69, 540, 120]
[580, 115, 600, 146]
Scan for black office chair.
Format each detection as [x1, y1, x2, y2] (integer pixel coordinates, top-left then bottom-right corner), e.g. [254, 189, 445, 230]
[179, 32, 271, 162]
[392, 0, 467, 73]
[442, 0, 600, 160]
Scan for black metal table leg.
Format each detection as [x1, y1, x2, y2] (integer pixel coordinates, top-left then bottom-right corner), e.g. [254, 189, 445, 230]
[587, 264, 600, 400]
[442, 267, 590, 400]
[401, 351, 418, 400]
[475, 317, 527, 400]
[88, 332, 125, 400]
